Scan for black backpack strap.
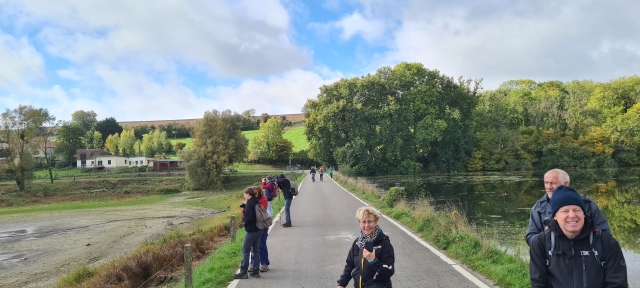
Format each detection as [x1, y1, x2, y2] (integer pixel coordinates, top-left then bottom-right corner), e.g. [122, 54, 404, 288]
[545, 230, 561, 266]
[590, 229, 605, 267]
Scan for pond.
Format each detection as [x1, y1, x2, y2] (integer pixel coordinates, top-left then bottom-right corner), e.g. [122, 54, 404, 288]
[367, 168, 640, 287]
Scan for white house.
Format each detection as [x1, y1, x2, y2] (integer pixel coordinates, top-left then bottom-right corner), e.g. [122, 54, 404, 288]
[76, 149, 155, 169]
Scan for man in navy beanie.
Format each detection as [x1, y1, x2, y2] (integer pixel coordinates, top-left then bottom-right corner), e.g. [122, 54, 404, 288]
[529, 186, 628, 287]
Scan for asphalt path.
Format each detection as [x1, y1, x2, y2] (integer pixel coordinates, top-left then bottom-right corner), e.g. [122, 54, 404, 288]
[230, 173, 495, 288]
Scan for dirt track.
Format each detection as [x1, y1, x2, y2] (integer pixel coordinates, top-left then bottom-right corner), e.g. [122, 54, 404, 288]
[0, 196, 216, 288]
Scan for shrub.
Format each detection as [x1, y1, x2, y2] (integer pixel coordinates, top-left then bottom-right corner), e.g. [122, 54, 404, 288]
[383, 187, 405, 207]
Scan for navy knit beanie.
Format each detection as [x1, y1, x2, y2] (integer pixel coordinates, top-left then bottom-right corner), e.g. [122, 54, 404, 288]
[550, 186, 585, 216]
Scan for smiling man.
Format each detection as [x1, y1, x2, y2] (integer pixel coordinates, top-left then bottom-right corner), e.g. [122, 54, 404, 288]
[525, 168, 610, 246]
[529, 186, 628, 287]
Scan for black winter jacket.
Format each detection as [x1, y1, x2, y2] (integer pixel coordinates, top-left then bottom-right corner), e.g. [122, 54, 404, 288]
[277, 177, 293, 199]
[529, 217, 628, 287]
[241, 197, 261, 233]
[337, 230, 395, 288]
[526, 193, 610, 246]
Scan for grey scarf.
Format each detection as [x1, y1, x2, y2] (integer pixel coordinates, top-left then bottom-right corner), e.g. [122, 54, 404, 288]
[356, 226, 381, 249]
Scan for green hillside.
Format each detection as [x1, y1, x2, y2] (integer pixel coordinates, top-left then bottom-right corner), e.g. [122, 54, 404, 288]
[169, 126, 308, 153]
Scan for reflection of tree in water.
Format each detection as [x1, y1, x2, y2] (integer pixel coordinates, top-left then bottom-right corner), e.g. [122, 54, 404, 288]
[369, 168, 640, 253]
[586, 180, 640, 253]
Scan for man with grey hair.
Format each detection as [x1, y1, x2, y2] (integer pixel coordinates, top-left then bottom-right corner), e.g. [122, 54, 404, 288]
[525, 168, 611, 246]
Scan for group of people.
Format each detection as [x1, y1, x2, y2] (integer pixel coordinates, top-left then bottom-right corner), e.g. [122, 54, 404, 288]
[309, 166, 334, 182]
[233, 174, 295, 279]
[527, 169, 627, 287]
[234, 167, 626, 287]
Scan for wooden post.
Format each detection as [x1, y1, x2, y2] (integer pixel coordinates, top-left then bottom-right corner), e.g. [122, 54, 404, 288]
[230, 215, 236, 243]
[184, 244, 192, 288]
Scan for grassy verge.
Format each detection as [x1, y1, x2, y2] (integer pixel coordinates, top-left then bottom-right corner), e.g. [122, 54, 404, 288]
[177, 195, 287, 288]
[54, 172, 296, 288]
[332, 173, 529, 288]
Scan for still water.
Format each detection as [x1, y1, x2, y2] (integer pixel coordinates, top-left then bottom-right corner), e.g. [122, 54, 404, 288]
[367, 168, 640, 287]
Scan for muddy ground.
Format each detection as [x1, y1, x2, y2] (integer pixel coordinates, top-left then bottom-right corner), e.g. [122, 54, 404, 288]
[0, 195, 216, 288]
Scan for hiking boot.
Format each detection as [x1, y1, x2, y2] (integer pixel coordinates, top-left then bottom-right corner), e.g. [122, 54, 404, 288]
[233, 272, 248, 279]
[283, 222, 292, 228]
[250, 272, 260, 278]
[260, 265, 269, 272]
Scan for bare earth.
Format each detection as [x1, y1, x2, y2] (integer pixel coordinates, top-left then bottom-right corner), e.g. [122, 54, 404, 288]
[0, 196, 215, 288]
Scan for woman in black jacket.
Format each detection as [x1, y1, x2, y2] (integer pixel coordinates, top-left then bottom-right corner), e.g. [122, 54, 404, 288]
[234, 187, 263, 279]
[337, 207, 395, 288]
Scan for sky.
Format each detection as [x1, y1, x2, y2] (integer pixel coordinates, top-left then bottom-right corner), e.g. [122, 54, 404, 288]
[1, 0, 639, 122]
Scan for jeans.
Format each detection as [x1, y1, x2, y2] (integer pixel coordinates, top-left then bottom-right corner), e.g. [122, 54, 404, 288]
[240, 229, 262, 274]
[251, 229, 270, 265]
[267, 200, 273, 217]
[284, 198, 292, 224]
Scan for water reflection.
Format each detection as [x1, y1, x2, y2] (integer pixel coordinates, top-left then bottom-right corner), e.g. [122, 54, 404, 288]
[367, 168, 640, 286]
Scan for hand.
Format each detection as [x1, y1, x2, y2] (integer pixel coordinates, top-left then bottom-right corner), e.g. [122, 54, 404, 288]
[362, 248, 376, 261]
[338, 286, 344, 288]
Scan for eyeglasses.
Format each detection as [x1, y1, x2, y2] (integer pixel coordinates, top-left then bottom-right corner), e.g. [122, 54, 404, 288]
[360, 220, 376, 225]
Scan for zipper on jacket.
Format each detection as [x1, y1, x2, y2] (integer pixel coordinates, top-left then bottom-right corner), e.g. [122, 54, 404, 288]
[571, 241, 577, 288]
[581, 255, 587, 288]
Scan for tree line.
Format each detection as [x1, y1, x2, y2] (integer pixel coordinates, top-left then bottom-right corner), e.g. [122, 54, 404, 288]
[0, 106, 306, 191]
[304, 62, 640, 176]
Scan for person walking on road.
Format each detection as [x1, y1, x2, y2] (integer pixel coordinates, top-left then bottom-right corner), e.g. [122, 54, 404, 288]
[319, 167, 324, 181]
[248, 186, 270, 273]
[525, 168, 610, 246]
[234, 187, 263, 279]
[337, 207, 395, 288]
[529, 186, 627, 287]
[276, 174, 293, 227]
[329, 166, 334, 178]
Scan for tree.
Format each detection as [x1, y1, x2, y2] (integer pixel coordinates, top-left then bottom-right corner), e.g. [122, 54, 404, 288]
[118, 129, 137, 156]
[56, 122, 86, 166]
[71, 110, 98, 132]
[181, 110, 248, 189]
[33, 108, 61, 183]
[174, 141, 186, 152]
[105, 133, 120, 155]
[93, 131, 104, 149]
[94, 117, 123, 143]
[249, 117, 293, 163]
[0, 105, 38, 190]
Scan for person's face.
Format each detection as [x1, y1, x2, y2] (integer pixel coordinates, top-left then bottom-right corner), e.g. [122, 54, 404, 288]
[243, 192, 251, 200]
[553, 205, 584, 238]
[544, 172, 564, 198]
[359, 215, 378, 236]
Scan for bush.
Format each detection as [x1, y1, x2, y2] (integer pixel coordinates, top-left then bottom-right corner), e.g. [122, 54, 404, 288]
[383, 187, 405, 207]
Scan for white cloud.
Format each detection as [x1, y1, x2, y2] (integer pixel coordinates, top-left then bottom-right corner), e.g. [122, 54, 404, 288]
[0, 31, 44, 88]
[310, 11, 388, 43]
[377, 0, 640, 88]
[206, 69, 336, 116]
[4, 0, 309, 78]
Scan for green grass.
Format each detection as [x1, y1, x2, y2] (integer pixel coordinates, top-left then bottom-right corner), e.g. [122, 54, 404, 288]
[241, 130, 259, 151]
[283, 126, 308, 151]
[229, 162, 281, 171]
[0, 194, 174, 216]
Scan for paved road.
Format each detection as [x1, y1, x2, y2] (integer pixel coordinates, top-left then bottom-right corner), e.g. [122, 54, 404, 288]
[230, 173, 495, 288]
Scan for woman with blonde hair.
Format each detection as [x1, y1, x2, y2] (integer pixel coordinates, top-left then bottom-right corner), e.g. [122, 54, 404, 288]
[337, 207, 395, 288]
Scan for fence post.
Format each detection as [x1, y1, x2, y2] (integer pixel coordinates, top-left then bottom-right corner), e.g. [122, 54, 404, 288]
[230, 215, 236, 243]
[184, 244, 192, 288]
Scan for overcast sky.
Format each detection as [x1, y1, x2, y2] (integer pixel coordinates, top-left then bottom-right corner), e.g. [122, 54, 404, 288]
[1, 0, 639, 121]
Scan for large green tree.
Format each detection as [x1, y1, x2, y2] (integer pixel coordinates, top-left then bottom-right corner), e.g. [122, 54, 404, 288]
[0, 105, 38, 190]
[249, 117, 293, 163]
[56, 122, 86, 166]
[305, 62, 479, 175]
[180, 110, 248, 189]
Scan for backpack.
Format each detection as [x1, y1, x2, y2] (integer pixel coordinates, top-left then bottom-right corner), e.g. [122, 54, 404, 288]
[545, 228, 604, 267]
[255, 203, 272, 229]
[265, 182, 277, 201]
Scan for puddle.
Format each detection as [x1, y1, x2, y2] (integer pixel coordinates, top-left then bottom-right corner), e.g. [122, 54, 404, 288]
[0, 228, 35, 240]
